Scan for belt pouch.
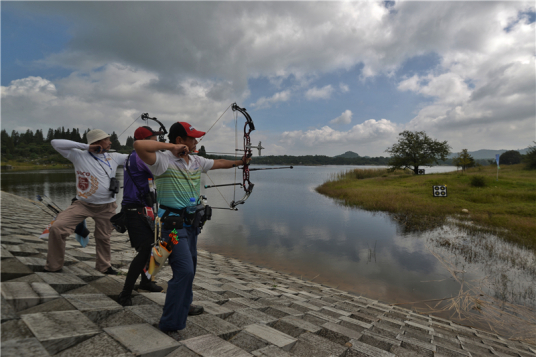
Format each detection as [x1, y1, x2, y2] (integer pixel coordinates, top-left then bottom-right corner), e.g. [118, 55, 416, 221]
[162, 215, 183, 231]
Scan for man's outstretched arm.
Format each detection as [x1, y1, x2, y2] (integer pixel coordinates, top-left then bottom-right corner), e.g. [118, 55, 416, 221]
[211, 156, 251, 170]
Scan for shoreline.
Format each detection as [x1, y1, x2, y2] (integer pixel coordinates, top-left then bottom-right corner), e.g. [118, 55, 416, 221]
[315, 164, 536, 251]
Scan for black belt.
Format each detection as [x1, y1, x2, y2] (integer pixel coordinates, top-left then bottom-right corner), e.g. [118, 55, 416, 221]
[160, 204, 186, 216]
[122, 203, 144, 212]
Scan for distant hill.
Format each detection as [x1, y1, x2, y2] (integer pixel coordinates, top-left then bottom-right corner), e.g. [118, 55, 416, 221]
[336, 151, 360, 158]
[449, 148, 530, 160]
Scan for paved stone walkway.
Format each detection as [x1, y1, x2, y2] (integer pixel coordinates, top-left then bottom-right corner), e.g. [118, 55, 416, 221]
[2, 191, 535, 356]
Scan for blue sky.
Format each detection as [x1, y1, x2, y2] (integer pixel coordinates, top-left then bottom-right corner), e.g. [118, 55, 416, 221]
[2, 1, 535, 156]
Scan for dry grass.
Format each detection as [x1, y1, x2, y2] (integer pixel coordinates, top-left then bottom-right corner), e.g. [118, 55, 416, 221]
[316, 164, 536, 250]
[394, 246, 536, 344]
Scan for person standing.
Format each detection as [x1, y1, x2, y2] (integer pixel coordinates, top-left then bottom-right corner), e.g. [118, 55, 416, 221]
[134, 121, 249, 335]
[45, 129, 128, 274]
[118, 126, 165, 306]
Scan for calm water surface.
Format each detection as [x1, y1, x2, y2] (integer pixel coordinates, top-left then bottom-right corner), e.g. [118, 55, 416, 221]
[2, 165, 461, 305]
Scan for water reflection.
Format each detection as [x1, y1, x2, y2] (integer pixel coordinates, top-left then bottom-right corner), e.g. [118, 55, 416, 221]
[2, 166, 532, 317]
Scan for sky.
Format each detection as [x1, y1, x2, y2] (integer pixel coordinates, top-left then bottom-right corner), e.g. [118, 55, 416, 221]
[1, 1, 535, 157]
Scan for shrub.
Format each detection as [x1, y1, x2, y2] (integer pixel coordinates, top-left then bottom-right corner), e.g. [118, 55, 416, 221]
[524, 142, 536, 170]
[470, 175, 486, 187]
[499, 150, 522, 165]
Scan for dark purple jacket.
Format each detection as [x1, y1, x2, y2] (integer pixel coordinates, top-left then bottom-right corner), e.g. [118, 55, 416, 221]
[122, 151, 154, 207]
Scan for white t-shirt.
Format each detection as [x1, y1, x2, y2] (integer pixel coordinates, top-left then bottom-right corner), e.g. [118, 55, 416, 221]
[51, 139, 128, 204]
[147, 150, 214, 209]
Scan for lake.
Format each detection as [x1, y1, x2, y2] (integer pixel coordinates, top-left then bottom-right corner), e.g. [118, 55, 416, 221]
[2, 165, 535, 334]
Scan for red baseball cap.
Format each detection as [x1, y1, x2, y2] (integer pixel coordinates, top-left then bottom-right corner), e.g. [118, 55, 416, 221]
[169, 122, 206, 143]
[134, 126, 164, 140]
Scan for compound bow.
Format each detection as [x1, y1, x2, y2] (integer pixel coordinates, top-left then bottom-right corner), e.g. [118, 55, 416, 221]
[203, 103, 292, 210]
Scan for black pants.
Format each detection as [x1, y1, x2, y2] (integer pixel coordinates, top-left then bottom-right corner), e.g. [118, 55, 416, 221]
[122, 206, 153, 294]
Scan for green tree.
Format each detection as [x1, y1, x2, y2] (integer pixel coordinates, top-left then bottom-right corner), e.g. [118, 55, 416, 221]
[499, 150, 522, 165]
[82, 129, 89, 143]
[110, 131, 122, 151]
[1, 130, 14, 156]
[198, 145, 207, 157]
[386, 131, 451, 175]
[46, 128, 54, 142]
[34, 129, 44, 144]
[524, 142, 536, 170]
[125, 136, 134, 148]
[452, 149, 475, 172]
[11, 130, 20, 146]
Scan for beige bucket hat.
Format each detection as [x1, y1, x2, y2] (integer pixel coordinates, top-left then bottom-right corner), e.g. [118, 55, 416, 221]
[87, 129, 110, 144]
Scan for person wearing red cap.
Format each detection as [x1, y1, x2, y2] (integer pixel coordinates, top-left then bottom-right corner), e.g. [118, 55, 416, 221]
[117, 126, 165, 306]
[134, 121, 250, 337]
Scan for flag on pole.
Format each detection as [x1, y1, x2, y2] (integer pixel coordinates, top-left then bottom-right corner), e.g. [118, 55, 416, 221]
[495, 154, 500, 169]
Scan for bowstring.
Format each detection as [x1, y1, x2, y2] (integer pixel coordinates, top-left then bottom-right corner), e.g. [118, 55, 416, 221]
[201, 103, 237, 210]
[197, 103, 233, 145]
[204, 172, 233, 208]
[117, 114, 142, 139]
[233, 109, 238, 204]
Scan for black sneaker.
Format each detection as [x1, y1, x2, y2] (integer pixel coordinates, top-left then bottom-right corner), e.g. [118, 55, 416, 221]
[188, 305, 204, 316]
[139, 280, 164, 293]
[118, 291, 132, 307]
[103, 266, 118, 275]
[43, 268, 63, 273]
[164, 330, 182, 341]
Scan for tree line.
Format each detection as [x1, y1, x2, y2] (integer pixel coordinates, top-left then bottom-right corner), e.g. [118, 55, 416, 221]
[3, 127, 534, 170]
[1, 128, 134, 164]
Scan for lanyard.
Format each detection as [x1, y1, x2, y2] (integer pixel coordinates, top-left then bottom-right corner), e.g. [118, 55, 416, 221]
[89, 152, 112, 170]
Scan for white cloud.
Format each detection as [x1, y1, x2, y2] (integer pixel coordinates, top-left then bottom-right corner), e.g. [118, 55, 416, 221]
[281, 119, 398, 155]
[250, 90, 291, 109]
[305, 85, 334, 100]
[3, 1, 535, 154]
[1, 65, 246, 153]
[330, 110, 353, 125]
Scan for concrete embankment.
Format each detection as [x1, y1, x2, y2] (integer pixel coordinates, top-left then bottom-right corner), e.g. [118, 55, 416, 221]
[1, 190, 535, 357]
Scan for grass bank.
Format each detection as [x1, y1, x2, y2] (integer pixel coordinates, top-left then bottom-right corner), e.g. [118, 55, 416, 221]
[316, 165, 536, 251]
[1, 160, 72, 172]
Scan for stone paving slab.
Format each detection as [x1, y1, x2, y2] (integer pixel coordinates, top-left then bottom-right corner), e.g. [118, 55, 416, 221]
[317, 321, 363, 345]
[1, 318, 35, 342]
[1, 337, 51, 357]
[1, 257, 34, 281]
[14, 256, 47, 272]
[126, 304, 163, 326]
[20, 310, 101, 354]
[181, 333, 252, 357]
[193, 300, 233, 318]
[63, 262, 105, 282]
[140, 292, 167, 305]
[1, 246, 15, 259]
[55, 332, 135, 357]
[35, 272, 87, 294]
[243, 324, 297, 351]
[62, 293, 123, 322]
[290, 331, 348, 357]
[3, 243, 40, 256]
[189, 313, 242, 340]
[104, 323, 180, 357]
